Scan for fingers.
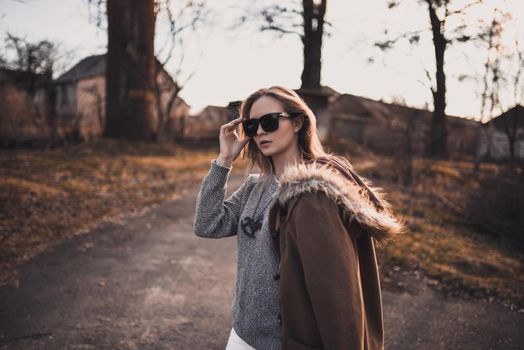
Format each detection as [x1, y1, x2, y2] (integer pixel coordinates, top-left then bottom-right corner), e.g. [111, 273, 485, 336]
[221, 118, 241, 128]
[221, 118, 243, 133]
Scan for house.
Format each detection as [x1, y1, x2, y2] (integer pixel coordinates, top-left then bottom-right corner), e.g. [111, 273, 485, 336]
[295, 86, 340, 140]
[295, 86, 341, 110]
[52, 53, 190, 141]
[185, 104, 238, 140]
[478, 105, 524, 160]
[227, 100, 242, 119]
[326, 93, 480, 157]
[184, 101, 240, 141]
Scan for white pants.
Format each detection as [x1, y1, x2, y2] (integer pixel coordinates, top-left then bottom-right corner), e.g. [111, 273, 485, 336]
[225, 328, 257, 350]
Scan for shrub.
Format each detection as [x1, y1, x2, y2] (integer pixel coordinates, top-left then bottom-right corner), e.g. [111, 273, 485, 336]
[467, 167, 524, 247]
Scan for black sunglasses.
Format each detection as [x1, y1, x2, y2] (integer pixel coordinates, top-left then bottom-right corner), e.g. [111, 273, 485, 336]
[242, 112, 302, 137]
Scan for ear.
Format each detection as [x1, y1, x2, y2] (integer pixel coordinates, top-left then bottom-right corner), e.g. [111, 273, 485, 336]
[293, 116, 305, 133]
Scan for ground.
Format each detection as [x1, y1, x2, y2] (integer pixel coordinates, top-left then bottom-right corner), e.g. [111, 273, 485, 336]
[2, 141, 523, 307]
[1, 172, 523, 350]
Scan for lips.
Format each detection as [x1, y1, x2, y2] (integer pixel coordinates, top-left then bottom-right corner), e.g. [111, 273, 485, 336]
[260, 140, 272, 145]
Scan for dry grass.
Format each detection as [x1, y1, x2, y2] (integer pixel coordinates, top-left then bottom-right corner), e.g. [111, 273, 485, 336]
[1, 141, 523, 308]
[348, 154, 524, 306]
[0, 139, 249, 287]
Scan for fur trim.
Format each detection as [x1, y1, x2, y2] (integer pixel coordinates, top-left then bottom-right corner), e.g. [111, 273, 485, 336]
[277, 161, 403, 243]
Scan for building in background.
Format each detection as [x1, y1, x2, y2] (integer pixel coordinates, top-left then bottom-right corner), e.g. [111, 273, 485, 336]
[1, 54, 190, 146]
[325, 92, 479, 158]
[53, 54, 190, 142]
[478, 105, 524, 160]
[184, 104, 238, 141]
[295, 86, 340, 141]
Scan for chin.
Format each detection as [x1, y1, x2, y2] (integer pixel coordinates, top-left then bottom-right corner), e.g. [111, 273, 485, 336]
[259, 149, 274, 157]
[264, 149, 285, 159]
[258, 146, 277, 157]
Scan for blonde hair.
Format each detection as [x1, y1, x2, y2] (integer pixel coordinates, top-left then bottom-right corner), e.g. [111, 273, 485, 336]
[239, 86, 355, 184]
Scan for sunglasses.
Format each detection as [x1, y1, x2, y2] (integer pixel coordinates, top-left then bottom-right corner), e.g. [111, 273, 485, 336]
[242, 112, 302, 137]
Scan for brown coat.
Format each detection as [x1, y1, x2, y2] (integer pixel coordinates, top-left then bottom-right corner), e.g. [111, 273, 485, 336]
[268, 160, 403, 350]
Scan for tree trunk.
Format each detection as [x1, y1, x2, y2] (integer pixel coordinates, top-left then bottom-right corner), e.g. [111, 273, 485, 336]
[503, 109, 518, 161]
[301, 0, 326, 90]
[165, 88, 180, 139]
[45, 82, 58, 148]
[105, 0, 157, 142]
[153, 65, 182, 142]
[153, 66, 166, 141]
[403, 110, 415, 186]
[426, 0, 448, 158]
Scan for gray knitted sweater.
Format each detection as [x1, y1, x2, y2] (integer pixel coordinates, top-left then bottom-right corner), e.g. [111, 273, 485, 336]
[193, 159, 281, 350]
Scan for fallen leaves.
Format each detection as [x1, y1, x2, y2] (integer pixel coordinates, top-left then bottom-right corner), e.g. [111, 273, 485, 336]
[0, 139, 239, 288]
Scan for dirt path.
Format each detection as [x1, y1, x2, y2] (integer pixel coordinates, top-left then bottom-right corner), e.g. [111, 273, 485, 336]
[1, 173, 523, 350]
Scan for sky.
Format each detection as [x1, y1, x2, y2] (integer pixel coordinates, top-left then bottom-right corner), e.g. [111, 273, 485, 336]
[1, 0, 523, 120]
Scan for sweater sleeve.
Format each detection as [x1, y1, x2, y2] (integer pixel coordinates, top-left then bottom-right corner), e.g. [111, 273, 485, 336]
[288, 191, 365, 350]
[193, 159, 257, 238]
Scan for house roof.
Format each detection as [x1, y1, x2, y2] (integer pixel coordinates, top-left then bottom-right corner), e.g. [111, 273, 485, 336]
[295, 85, 341, 98]
[488, 105, 524, 130]
[202, 105, 230, 113]
[54, 53, 188, 106]
[55, 54, 106, 84]
[330, 93, 479, 126]
[55, 54, 178, 88]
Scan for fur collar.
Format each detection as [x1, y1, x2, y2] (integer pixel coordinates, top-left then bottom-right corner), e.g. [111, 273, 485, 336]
[275, 161, 403, 243]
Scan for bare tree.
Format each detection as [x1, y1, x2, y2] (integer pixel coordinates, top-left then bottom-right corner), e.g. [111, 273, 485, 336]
[0, 33, 65, 146]
[376, 0, 486, 158]
[102, 0, 157, 142]
[476, 11, 523, 167]
[473, 12, 504, 171]
[2, 33, 56, 89]
[391, 99, 415, 186]
[153, 0, 206, 142]
[503, 42, 524, 162]
[87, 0, 206, 142]
[300, 0, 326, 89]
[492, 65, 524, 165]
[241, 0, 329, 90]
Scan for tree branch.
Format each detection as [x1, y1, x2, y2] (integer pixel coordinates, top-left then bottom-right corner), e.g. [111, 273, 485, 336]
[374, 29, 427, 51]
[446, 0, 482, 17]
[260, 24, 302, 38]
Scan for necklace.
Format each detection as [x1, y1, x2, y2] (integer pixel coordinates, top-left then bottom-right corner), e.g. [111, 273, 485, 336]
[241, 182, 274, 238]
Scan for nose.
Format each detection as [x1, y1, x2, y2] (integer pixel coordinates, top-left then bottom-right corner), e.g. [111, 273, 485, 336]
[256, 122, 266, 135]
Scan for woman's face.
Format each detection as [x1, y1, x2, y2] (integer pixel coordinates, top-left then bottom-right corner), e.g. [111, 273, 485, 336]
[248, 95, 301, 158]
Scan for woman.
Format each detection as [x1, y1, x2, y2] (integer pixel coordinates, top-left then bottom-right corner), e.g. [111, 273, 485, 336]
[258, 86, 404, 349]
[194, 86, 305, 349]
[194, 85, 403, 350]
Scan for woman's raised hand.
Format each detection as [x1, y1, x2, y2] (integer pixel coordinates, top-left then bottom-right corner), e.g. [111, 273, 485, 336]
[216, 117, 250, 167]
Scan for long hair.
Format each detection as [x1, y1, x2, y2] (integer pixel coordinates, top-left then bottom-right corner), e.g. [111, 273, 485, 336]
[238, 86, 389, 211]
[239, 86, 325, 175]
